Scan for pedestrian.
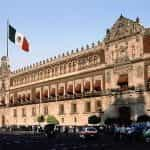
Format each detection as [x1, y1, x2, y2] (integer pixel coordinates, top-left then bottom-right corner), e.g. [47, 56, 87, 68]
[120, 125, 126, 140]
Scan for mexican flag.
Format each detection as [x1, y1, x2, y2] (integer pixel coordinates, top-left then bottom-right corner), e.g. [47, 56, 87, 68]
[9, 24, 30, 52]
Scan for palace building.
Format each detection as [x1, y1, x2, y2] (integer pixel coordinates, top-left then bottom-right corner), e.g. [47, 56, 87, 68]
[0, 15, 150, 127]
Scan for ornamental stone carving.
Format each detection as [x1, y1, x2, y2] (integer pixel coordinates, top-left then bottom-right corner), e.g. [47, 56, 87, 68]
[136, 65, 143, 77]
[104, 15, 144, 43]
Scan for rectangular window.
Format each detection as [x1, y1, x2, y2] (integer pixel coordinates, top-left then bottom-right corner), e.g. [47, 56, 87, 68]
[13, 109, 17, 117]
[95, 101, 102, 112]
[59, 104, 64, 115]
[85, 102, 91, 113]
[71, 103, 77, 114]
[43, 106, 48, 115]
[22, 108, 26, 117]
[32, 107, 36, 116]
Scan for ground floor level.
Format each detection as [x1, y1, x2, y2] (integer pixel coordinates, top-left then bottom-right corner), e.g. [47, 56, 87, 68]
[0, 91, 150, 127]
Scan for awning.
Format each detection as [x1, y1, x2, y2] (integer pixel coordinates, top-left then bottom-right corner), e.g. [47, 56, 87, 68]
[94, 80, 101, 91]
[58, 87, 64, 96]
[17, 95, 21, 102]
[22, 94, 25, 100]
[18, 95, 21, 99]
[84, 81, 90, 91]
[67, 84, 73, 94]
[43, 90, 48, 98]
[117, 74, 128, 85]
[36, 92, 40, 99]
[50, 88, 56, 96]
[26, 93, 30, 100]
[75, 84, 81, 93]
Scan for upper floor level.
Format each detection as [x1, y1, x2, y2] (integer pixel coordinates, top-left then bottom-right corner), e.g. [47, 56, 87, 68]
[1, 15, 150, 93]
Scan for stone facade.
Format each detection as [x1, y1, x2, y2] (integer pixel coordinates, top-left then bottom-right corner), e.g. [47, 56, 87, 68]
[0, 15, 150, 127]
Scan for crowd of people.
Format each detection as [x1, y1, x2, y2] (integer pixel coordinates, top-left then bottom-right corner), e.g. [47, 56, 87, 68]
[0, 122, 150, 142]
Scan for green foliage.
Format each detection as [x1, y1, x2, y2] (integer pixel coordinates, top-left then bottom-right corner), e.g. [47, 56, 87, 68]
[88, 115, 101, 124]
[46, 115, 59, 124]
[37, 115, 45, 123]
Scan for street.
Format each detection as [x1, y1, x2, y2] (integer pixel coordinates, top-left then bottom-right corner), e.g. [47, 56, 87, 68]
[0, 133, 150, 150]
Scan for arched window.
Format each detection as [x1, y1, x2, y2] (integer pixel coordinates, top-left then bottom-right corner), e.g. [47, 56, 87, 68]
[10, 96, 13, 104]
[39, 71, 43, 79]
[26, 93, 31, 101]
[75, 84, 81, 93]
[36, 91, 40, 99]
[84, 81, 91, 92]
[68, 62, 72, 72]
[17, 95, 21, 103]
[94, 80, 101, 91]
[50, 88, 56, 97]
[72, 61, 76, 71]
[67, 84, 73, 95]
[58, 87, 64, 96]
[60, 65, 63, 74]
[55, 66, 58, 76]
[22, 94, 26, 102]
[52, 68, 54, 76]
[89, 56, 92, 64]
[43, 89, 48, 98]
[47, 68, 50, 77]
[63, 64, 66, 73]
[93, 55, 98, 64]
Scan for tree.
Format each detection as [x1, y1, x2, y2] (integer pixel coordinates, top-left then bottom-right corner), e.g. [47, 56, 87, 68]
[88, 115, 101, 124]
[46, 115, 59, 124]
[37, 115, 45, 123]
[137, 115, 150, 122]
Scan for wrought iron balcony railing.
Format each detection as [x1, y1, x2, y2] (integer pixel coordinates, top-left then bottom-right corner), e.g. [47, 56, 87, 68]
[7, 84, 150, 108]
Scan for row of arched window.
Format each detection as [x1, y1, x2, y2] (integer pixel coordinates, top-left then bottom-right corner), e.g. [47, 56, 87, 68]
[11, 55, 100, 86]
[9, 80, 102, 105]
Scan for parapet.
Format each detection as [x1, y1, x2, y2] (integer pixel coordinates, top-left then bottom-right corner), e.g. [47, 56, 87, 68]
[12, 40, 104, 75]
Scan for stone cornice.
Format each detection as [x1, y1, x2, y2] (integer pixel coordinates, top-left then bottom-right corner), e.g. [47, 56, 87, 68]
[11, 42, 105, 77]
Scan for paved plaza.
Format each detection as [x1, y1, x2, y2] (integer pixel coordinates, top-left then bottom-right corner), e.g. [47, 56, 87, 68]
[0, 132, 149, 150]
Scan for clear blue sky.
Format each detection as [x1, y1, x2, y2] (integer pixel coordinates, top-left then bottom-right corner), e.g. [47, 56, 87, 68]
[0, 0, 150, 70]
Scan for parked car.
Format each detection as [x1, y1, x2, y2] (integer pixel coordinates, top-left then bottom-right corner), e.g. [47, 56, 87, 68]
[79, 126, 98, 139]
[143, 128, 150, 143]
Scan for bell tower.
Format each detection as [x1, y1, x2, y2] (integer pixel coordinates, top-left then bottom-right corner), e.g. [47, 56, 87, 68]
[0, 56, 11, 106]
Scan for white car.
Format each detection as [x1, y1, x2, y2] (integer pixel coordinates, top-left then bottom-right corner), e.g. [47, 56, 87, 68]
[79, 127, 98, 139]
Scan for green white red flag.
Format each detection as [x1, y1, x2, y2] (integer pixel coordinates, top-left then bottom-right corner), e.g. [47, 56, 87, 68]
[9, 24, 30, 52]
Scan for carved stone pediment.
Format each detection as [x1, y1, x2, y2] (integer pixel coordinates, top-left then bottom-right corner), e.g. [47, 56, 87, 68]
[104, 15, 144, 43]
[115, 45, 130, 63]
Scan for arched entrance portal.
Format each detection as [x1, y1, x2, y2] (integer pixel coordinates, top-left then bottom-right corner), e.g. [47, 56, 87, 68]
[118, 106, 131, 122]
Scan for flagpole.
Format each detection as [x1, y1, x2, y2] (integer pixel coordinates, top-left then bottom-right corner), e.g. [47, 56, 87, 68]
[7, 19, 9, 57]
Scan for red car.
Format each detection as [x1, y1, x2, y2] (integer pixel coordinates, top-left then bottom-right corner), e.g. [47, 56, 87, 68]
[79, 127, 98, 139]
